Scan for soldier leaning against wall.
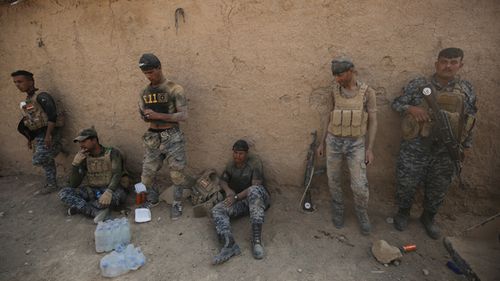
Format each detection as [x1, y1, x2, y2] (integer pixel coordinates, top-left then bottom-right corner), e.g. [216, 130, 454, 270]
[391, 47, 477, 240]
[137, 53, 191, 220]
[316, 57, 378, 236]
[12, 70, 63, 194]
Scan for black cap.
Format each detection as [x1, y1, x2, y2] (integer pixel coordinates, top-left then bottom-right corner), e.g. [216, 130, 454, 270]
[139, 53, 161, 70]
[73, 127, 98, 143]
[232, 139, 249, 151]
[331, 56, 354, 75]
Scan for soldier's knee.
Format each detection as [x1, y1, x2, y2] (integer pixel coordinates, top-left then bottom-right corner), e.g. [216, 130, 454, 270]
[141, 175, 154, 188]
[58, 187, 73, 199]
[170, 170, 187, 186]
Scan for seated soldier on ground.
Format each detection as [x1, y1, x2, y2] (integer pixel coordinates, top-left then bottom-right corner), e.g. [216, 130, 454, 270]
[59, 127, 127, 223]
[211, 140, 271, 265]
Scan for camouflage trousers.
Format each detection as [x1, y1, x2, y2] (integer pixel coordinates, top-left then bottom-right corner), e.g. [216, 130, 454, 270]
[141, 128, 189, 202]
[33, 130, 61, 186]
[325, 134, 369, 211]
[395, 138, 455, 214]
[59, 186, 126, 211]
[211, 185, 270, 235]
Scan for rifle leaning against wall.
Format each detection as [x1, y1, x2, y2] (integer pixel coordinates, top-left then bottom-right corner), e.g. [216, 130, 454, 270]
[299, 131, 320, 213]
[421, 85, 463, 178]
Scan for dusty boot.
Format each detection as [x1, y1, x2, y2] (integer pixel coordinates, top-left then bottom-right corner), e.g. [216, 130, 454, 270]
[394, 208, 411, 231]
[93, 208, 110, 224]
[170, 201, 183, 220]
[420, 210, 440, 240]
[251, 223, 265, 260]
[355, 208, 371, 236]
[39, 183, 58, 195]
[212, 233, 241, 265]
[332, 203, 344, 229]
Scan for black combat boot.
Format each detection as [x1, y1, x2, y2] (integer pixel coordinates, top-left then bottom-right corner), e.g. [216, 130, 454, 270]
[212, 233, 241, 265]
[251, 223, 265, 260]
[394, 208, 411, 231]
[332, 203, 344, 229]
[355, 207, 371, 236]
[420, 210, 440, 240]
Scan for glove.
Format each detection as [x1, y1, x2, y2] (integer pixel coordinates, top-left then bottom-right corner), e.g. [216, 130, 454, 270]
[98, 189, 113, 206]
[72, 150, 87, 166]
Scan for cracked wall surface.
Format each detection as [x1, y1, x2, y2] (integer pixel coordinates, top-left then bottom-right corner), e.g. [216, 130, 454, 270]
[1, 0, 499, 212]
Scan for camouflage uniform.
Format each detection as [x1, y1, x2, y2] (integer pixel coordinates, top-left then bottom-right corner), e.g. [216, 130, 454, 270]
[212, 185, 270, 235]
[17, 91, 62, 187]
[392, 75, 477, 213]
[59, 146, 126, 214]
[325, 81, 377, 231]
[139, 79, 190, 203]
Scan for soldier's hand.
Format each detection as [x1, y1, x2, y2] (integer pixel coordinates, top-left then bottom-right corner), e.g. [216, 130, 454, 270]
[365, 149, 374, 165]
[98, 189, 113, 206]
[316, 143, 325, 157]
[407, 106, 431, 122]
[72, 149, 88, 166]
[223, 195, 235, 207]
[27, 140, 33, 150]
[44, 134, 52, 149]
[143, 109, 158, 120]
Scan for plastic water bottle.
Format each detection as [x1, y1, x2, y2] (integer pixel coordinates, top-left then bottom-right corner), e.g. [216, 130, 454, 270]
[100, 244, 146, 277]
[95, 218, 132, 253]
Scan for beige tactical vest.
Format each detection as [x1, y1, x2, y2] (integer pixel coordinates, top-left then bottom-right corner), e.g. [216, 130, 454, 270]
[328, 83, 369, 137]
[401, 81, 473, 143]
[86, 148, 113, 187]
[21, 92, 49, 131]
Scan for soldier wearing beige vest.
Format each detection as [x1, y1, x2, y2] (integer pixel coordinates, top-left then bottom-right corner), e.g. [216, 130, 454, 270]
[316, 57, 378, 235]
[59, 127, 127, 223]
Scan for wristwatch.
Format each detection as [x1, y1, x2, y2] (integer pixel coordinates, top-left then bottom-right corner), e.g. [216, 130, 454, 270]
[234, 194, 239, 201]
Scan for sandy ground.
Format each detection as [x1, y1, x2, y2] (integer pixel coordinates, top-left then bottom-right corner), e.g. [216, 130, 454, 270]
[0, 174, 487, 281]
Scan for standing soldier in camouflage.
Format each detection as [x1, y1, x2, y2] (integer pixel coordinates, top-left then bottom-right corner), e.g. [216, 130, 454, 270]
[392, 48, 477, 239]
[137, 53, 191, 220]
[59, 127, 127, 223]
[211, 140, 271, 265]
[12, 70, 63, 194]
[316, 57, 378, 235]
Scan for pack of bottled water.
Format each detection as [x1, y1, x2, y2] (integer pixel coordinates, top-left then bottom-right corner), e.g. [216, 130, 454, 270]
[100, 244, 146, 277]
[95, 217, 131, 253]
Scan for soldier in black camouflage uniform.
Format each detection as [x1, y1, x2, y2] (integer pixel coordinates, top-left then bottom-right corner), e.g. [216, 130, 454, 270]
[211, 140, 271, 265]
[392, 48, 477, 239]
[137, 53, 191, 220]
[59, 127, 127, 223]
[12, 70, 62, 194]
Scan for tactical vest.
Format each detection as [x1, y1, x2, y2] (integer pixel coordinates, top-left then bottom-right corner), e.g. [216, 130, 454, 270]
[86, 147, 113, 187]
[141, 81, 181, 126]
[328, 83, 369, 137]
[401, 80, 473, 143]
[20, 91, 65, 131]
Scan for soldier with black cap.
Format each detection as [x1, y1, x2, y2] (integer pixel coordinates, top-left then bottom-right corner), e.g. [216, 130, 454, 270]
[59, 127, 127, 223]
[137, 53, 191, 220]
[12, 70, 63, 194]
[316, 56, 378, 235]
[391, 47, 477, 239]
[211, 139, 271, 265]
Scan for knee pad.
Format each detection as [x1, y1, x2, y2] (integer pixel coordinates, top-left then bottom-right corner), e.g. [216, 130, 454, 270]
[141, 175, 154, 188]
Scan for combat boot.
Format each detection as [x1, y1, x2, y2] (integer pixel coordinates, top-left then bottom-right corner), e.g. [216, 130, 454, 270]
[355, 207, 371, 236]
[170, 201, 183, 220]
[212, 233, 241, 265]
[331, 203, 344, 229]
[393, 208, 411, 231]
[251, 223, 265, 260]
[40, 183, 58, 195]
[420, 210, 440, 240]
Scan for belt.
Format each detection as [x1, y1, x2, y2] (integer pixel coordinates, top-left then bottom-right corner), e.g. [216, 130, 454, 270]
[148, 126, 179, 133]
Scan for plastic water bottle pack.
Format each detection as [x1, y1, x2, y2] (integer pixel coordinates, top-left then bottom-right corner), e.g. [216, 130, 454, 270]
[95, 217, 131, 253]
[100, 244, 146, 278]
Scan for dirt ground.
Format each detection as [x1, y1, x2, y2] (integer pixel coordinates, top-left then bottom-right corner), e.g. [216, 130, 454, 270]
[0, 174, 493, 281]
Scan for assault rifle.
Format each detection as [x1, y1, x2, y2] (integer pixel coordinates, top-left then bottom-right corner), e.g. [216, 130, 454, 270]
[299, 131, 318, 212]
[421, 85, 463, 176]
